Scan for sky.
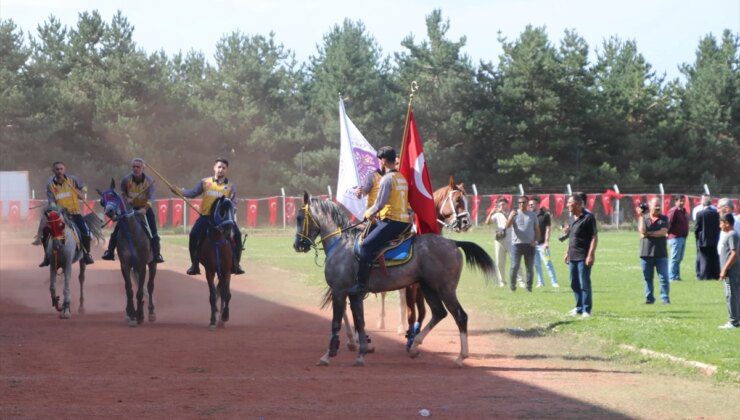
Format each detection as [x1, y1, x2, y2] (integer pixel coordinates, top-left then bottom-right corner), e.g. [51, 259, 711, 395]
[2, 0, 738, 81]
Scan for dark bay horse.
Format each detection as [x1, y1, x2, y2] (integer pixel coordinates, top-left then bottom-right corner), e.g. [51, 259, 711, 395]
[434, 176, 471, 232]
[98, 180, 157, 326]
[294, 193, 495, 367]
[37, 207, 103, 318]
[199, 196, 236, 331]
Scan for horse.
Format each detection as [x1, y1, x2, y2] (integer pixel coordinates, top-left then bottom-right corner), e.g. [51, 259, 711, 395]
[294, 193, 495, 367]
[198, 196, 237, 331]
[37, 207, 103, 318]
[433, 176, 471, 232]
[98, 180, 157, 327]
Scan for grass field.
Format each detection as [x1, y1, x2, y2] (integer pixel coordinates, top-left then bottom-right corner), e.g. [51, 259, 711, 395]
[164, 227, 739, 381]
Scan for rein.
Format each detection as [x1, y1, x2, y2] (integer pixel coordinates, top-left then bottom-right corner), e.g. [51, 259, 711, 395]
[437, 189, 470, 228]
[298, 203, 363, 266]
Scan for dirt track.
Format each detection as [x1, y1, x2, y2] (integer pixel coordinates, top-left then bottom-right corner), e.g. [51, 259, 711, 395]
[1, 232, 738, 419]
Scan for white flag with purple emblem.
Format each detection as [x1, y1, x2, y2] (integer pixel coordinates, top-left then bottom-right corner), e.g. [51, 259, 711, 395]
[337, 98, 380, 220]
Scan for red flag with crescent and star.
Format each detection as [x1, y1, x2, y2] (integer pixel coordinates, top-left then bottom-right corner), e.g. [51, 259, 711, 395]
[539, 194, 550, 211]
[399, 109, 440, 235]
[172, 199, 183, 227]
[247, 199, 258, 227]
[157, 199, 169, 228]
[268, 197, 278, 226]
[553, 194, 566, 217]
[471, 194, 481, 222]
[188, 199, 202, 227]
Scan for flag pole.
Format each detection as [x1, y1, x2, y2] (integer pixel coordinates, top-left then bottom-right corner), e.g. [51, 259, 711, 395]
[399, 81, 419, 155]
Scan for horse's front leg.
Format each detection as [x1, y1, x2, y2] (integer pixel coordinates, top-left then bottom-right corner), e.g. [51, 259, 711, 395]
[348, 294, 368, 367]
[49, 262, 61, 312]
[60, 261, 72, 319]
[135, 266, 146, 324]
[397, 288, 407, 335]
[121, 265, 136, 327]
[218, 274, 231, 327]
[78, 261, 86, 314]
[318, 292, 345, 366]
[147, 262, 157, 322]
[206, 271, 218, 331]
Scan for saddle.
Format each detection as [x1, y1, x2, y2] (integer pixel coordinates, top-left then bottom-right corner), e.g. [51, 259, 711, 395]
[354, 231, 416, 269]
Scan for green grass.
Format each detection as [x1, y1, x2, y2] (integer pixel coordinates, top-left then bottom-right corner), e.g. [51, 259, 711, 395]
[163, 228, 739, 380]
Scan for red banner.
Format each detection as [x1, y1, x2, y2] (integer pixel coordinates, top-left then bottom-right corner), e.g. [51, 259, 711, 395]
[586, 194, 597, 212]
[157, 200, 169, 228]
[684, 197, 692, 214]
[646, 194, 657, 204]
[246, 199, 259, 228]
[601, 195, 613, 216]
[318, 194, 329, 201]
[539, 194, 550, 211]
[631, 194, 644, 216]
[82, 200, 97, 216]
[471, 195, 481, 222]
[188, 199, 202, 226]
[662, 195, 672, 213]
[171, 200, 184, 227]
[285, 198, 297, 224]
[553, 194, 566, 217]
[28, 199, 45, 225]
[8, 200, 21, 228]
[485, 195, 498, 217]
[268, 197, 279, 226]
[691, 196, 702, 210]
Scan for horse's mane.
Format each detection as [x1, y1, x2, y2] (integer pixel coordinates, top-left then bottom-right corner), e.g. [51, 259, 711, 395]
[310, 198, 359, 238]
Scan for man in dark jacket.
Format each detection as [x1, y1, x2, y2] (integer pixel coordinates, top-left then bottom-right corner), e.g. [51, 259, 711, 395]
[695, 196, 720, 280]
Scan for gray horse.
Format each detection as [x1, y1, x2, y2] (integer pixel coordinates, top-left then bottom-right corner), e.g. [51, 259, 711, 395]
[293, 193, 495, 367]
[98, 180, 157, 327]
[37, 207, 103, 318]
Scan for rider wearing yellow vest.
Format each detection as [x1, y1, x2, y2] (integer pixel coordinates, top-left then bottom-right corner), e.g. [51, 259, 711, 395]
[102, 158, 165, 263]
[40, 161, 95, 266]
[174, 158, 244, 275]
[347, 146, 412, 295]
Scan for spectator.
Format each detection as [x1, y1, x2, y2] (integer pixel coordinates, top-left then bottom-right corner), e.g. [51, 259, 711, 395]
[718, 198, 740, 238]
[529, 197, 559, 288]
[637, 197, 671, 304]
[485, 198, 521, 287]
[666, 195, 689, 282]
[564, 193, 598, 317]
[692, 193, 715, 221]
[718, 213, 739, 329]
[695, 195, 721, 280]
[506, 196, 540, 292]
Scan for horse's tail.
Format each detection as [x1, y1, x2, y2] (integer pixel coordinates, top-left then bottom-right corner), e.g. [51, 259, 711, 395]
[455, 241, 496, 285]
[320, 287, 333, 310]
[83, 213, 104, 244]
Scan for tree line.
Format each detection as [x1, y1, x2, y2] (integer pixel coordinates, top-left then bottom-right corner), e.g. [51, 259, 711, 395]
[1, 9, 738, 197]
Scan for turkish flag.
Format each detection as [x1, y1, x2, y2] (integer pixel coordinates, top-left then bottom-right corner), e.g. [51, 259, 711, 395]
[631, 194, 644, 216]
[189, 199, 202, 226]
[285, 198, 297, 224]
[601, 195, 613, 216]
[691, 196, 702, 209]
[684, 197, 693, 214]
[553, 194, 566, 217]
[485, 195, 498, 217]
[586, 195, 598, 212]
[172, 200, 183, 227]
[471, 194, 481, 222]
[399, 109, 440, 234]
[268, 197, 278, 226]
[157, 200, 169, 228]
[662, 195, 672, 213]
[319, 194, 329, 201]
[28, 199, 45, 225]
[539, 194, 550, 211]
[646, 194, 657, 203]
[247, 199, 258, 227]
[8, 200, 21, 228]
[711, 198, 719, 207]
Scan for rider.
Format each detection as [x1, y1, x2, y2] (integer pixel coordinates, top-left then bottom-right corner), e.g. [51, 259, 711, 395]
[101, 158, 165, 263]
[347, 146, 411, 295]
[39, 161, 95, 266]
[173, 158, 244, 276]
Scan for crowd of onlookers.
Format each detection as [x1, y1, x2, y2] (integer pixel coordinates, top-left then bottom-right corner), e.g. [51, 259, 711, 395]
[485, 193, 740, 329]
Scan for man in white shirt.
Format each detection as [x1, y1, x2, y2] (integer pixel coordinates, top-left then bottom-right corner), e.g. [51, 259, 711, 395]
[485, 197, 522, 287]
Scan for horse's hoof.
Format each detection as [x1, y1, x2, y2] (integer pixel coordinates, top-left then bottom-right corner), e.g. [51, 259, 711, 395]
[408, 348, 421, 358]
[148, 313, 156, 322]
[353, 358, 365, 367]
[128, 319, 137, 327]
[60, 311, 71, 319]
[208, 324, 217, 331]
[454, 357, 464, 368]
[317, 358, 330, 366]
[366, 344, 376, 354]
[347, 342, 358, 352]
[78, 306, 85, 315]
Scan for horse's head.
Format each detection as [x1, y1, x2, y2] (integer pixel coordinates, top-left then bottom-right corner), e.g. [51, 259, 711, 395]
[437, 177, 471, 232]
[294, 191, 321, 253]
[210, 196, 236, 235]
[97, 178, 128, 221]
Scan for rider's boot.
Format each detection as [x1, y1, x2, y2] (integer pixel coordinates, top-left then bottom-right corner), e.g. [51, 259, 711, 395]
[38, 232, 50, 267]
[152, 236, 164, 263]
[232, 241, 245, 275]
[101, 239, 116, 261]
[346, 262, 372, 296]
[186, 240, 200, 275]
[81, 236, 94, 265]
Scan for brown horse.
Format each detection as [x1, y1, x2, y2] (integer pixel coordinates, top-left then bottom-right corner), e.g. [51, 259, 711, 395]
[199, 196, 236, 331]
[433, 176, 471, 232]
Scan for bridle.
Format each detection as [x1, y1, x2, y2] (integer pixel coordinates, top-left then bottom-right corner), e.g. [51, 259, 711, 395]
[437, 189, 470, 230]
[296, 203, 363, 265]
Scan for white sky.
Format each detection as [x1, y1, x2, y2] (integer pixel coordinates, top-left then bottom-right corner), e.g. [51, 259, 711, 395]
[2, 0, 738, 81]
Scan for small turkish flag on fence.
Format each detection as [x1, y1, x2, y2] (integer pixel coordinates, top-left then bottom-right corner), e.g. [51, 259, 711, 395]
[539, 194, 550, 211]
[247, 199, 259, 228]
[285, 198, 297, 225]
[157, 200, 169, 228]
[553, 194, 566, 217]
[188, 199, 202, 226]
[172, 200, 183, 227]
[268, 197, 278, 226]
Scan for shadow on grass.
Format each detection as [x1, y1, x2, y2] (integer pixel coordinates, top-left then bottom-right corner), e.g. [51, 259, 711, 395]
[469, 320, 576, 338]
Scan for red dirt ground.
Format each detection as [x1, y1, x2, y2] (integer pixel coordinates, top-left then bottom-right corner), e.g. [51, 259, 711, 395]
[1, 232, 738, 419]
